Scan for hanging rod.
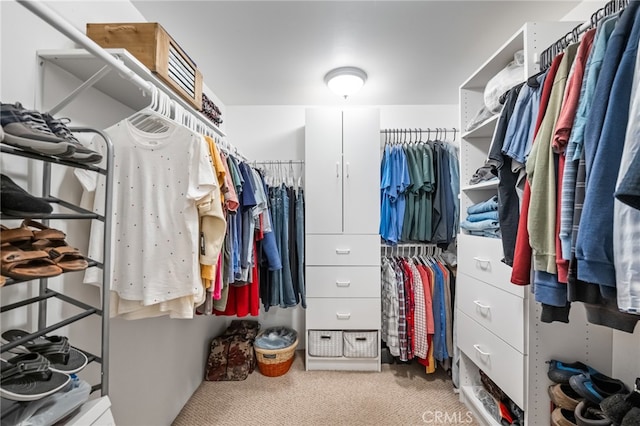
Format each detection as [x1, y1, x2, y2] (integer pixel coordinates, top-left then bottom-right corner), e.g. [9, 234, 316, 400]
[539, 0, 629, 71]
[380, 127, 458, 143]
[254, 160, 305, 165]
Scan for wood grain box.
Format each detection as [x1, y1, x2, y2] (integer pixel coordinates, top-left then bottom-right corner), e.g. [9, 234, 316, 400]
[86, 22, 203, 110]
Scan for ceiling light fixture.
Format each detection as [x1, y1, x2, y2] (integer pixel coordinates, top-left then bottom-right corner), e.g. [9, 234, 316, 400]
[324, 66, 367, 99]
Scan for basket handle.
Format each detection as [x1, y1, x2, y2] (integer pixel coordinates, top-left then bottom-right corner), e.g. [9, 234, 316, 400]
[105, 25, 138, 33]
[263, 353, 277, 359]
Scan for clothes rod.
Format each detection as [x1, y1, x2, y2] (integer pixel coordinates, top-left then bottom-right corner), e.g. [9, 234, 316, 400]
[254, 160, 305, 165]
[380, 128, 458, 133]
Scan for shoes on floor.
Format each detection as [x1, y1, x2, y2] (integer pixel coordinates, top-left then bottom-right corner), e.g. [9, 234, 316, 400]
[552, 407, 578, 426]
[42, 113, 102, 164]
[574, 400, 611, 426]
[548, 360, 599, 384]
[549, 383, 583, 410]
[570, 373, 628, 405]
[1, 103, 75, 157]
[0, 174, 53, 216]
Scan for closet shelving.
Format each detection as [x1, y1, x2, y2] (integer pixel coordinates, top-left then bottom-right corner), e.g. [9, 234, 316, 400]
[0, 128, 113, 400]
[457, 21, 614, 426]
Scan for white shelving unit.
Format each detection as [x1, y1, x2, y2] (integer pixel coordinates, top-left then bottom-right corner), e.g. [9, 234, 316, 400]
[456, 22, 614, 426]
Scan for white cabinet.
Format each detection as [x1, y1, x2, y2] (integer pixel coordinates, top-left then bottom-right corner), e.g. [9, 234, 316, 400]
[304, 108, 381, 371]
[304, 108, 380, 235]
[457, 22, 613, 426]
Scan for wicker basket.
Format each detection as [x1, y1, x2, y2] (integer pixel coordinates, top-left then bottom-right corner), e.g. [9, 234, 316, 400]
[254, 338, 298, 377]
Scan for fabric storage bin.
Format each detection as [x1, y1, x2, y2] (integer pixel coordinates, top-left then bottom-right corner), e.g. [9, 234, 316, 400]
[343, 331, 378, 358]
[308, 330, 343, 357]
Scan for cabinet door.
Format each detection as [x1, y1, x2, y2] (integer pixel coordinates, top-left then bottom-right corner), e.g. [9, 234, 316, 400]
[343, 108, 380, 234]
[305, 108, 343, 234]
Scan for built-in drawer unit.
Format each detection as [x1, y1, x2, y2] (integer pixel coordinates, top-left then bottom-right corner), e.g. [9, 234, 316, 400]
[306, 266, 380, 298]
[457, 233, 525, 297]
[457, 310, 525, 409]
[306, 234, 381, 266]
[306, 298, 381, 330]
[457, 273, 526, 353]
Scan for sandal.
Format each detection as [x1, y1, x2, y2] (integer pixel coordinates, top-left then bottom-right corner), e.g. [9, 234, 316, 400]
[0, 242, 63, 280]
[20, 219, 66, 241]
[0, 352, 70, 401]
[31, 241, 88, 272]
[0, 224, 34, 244]
[1, 329, 88, 374]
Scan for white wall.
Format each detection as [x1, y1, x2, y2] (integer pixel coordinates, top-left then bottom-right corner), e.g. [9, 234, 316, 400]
[559, 0, 640, 389]
[225, 104, 458, 346]
[1, 2, 229, 425]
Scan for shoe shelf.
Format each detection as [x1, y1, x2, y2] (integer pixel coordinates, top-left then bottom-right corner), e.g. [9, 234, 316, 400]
[0, 127, 113, 397]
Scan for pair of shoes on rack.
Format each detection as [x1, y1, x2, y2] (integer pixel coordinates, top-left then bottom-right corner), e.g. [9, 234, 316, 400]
[1, 174, 53, 216]
[1, 330, 88, 402]
[0, 220, 88, 281]
[0, 102, 102, 164]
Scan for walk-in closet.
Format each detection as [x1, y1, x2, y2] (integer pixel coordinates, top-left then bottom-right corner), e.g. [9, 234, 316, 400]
[1, 1, 639, 425]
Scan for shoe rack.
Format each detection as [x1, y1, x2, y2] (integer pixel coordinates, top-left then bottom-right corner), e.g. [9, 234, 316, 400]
[0, 127, 114, 397]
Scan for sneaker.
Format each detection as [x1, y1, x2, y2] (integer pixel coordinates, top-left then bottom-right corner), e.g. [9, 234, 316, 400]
[0, 103, 75, 157]
[548, 360, 600, 384]
[574, 400, 611, 426]
[551, 407, 578, 426]
[0, 174, 53, 216]
[570, 373, 628, 405]
[42, 113, 102, 164]
[549, 383, 583, 411]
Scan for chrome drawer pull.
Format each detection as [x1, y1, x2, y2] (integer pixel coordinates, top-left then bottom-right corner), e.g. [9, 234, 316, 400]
[335, 248, 351, 255]
[473, 256, 491, 270]
[336, 312, 351, 320]
[473, 344, 490, 358]
[336, 281, 351, 287]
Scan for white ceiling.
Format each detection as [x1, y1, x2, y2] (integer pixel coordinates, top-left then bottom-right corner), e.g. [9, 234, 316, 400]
[131, 1, 581, 106]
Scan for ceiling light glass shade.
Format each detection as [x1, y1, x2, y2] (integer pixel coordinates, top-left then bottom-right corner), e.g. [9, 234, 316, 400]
[324, 67, 367, 98]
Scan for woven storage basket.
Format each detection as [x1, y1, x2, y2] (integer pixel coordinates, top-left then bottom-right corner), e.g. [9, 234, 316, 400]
[254, 338, 298, 377]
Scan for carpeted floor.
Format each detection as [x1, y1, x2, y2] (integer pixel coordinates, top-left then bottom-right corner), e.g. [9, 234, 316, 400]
[173, 352, 477, 426]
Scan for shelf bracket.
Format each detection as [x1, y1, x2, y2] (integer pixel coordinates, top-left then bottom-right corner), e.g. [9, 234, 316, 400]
[46, 63, 113, 116]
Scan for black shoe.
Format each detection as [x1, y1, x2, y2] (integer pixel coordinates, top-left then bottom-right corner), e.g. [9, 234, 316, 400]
[42, 113, 102, 164]
[0, 174, 52, 216]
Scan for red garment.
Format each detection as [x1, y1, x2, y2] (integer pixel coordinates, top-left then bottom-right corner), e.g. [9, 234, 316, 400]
[213, 248, 260, 317]
[511, 53, 565, 285]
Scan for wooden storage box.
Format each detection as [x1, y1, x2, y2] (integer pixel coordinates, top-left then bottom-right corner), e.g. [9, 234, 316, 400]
[86, 22, 203, 110]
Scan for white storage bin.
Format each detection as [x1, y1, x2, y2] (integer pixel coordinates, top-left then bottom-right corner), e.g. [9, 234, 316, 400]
[343, 331, 378, 358]
[308, 330, 343, 357]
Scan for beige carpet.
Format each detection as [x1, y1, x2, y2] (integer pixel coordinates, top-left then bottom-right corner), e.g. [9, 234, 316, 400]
[173, 352, 477, 426]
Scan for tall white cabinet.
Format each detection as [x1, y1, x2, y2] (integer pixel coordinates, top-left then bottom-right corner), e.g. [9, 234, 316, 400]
[304, 108, 381, 371]
[457, 22, 613, 425]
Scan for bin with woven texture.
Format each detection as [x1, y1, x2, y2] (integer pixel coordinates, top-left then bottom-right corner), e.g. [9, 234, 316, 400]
[253, 327, 298, 377]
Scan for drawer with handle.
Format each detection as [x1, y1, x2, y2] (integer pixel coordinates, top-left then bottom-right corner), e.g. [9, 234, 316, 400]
[457, 273, 526, 353]
[306, 266, 380, 298]
[458, 233, 525, 298]
[306, 298, 381, 329]
[457, 310, 525, 408]
[306, 234, 380, 266]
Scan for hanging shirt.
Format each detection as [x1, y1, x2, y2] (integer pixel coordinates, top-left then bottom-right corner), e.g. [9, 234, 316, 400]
[75, 118, 216, 319]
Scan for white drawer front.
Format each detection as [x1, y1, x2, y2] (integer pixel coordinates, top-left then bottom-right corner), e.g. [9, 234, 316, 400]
[457, 310, 525, 408]
[306, 234, 380, 266]
[457, 273, 526, 353]
[306, 298, 381, 329]
[457, 233, 525, 298]
[306, 266, 380, 298]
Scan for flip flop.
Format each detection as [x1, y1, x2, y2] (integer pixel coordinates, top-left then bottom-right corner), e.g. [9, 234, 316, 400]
[0, 353, 70, 401]
[0, 243, 63, 280]
[2, 329, 88, 374]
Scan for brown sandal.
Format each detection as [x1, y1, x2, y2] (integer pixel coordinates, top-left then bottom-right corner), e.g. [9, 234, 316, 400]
[31, 240, 88, 272]
[0, 225, 34, 244]
[0, 243, 63, 280]
[20, 219, 66, 241]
